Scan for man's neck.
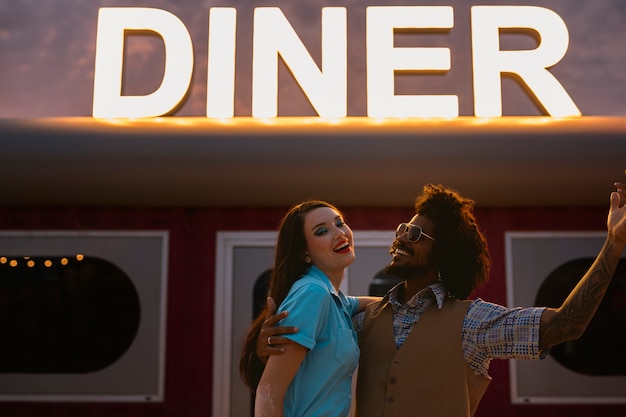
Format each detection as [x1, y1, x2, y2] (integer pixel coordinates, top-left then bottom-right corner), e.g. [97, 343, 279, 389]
[401, 274, 438, 304]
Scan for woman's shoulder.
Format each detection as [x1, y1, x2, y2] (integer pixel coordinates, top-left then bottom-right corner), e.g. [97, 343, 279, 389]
[278, 278, 333, 319]
[288, 275, 331, 301]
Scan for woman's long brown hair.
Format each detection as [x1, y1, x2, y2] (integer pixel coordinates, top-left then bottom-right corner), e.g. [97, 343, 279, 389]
[239, 200, 339, 390]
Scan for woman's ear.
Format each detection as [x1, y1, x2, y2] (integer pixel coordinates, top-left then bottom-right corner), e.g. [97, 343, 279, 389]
[303, 253, 311, 264]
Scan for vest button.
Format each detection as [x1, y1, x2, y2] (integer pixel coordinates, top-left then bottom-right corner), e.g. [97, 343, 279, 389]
[387, 396, 395, 404]
[390, 377, 397, 384]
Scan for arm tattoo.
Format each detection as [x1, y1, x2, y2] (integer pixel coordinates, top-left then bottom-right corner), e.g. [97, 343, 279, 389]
[539, 239, 621, 349]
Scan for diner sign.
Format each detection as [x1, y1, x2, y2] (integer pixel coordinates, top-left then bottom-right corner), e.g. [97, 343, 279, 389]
[92, 6, 581, 119]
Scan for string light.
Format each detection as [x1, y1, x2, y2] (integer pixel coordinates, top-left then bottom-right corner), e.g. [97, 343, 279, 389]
[0, 255, 87, 269]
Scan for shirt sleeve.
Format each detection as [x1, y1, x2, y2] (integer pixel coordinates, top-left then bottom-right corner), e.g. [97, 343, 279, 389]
[462, 298, 545, 377]
[277, 282, 331, 351]
[345, 295, 359, 316]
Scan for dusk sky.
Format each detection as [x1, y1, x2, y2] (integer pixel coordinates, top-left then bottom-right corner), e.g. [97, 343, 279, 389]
[1, 0, 624, 117]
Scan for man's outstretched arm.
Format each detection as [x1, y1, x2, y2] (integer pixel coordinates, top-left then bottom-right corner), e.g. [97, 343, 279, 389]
[539, 179, 626, 350]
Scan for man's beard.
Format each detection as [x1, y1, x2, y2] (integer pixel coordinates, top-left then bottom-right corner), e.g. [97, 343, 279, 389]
[384, 262, 431, 279]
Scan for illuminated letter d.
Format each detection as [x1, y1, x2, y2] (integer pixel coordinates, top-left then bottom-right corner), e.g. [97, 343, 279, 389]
[93, 8, 193, 118]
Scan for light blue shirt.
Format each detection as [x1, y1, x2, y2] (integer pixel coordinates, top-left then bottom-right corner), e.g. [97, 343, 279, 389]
[277, 265, 360, 417]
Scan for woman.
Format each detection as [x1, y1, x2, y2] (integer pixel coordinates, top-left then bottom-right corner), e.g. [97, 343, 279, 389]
[240, 200, 378, 417]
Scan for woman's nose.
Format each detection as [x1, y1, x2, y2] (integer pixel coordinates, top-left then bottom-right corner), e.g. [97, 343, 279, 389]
[334, 226, 346, 237]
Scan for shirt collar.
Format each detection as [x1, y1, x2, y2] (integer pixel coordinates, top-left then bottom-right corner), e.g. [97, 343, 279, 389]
[386, 280, 448, 309]
[306, 265, 340, 298]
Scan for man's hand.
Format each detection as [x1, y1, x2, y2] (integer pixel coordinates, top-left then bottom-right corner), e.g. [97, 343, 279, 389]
[256, 297, 298, 363]
[610, 173, 626, 243]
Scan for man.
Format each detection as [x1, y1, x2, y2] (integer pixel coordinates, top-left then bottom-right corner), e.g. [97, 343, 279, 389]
[257, 179, 626, 417]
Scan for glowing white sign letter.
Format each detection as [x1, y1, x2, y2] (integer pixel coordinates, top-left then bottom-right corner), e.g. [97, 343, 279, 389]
[207, 8, 237, 118]
[471, 6, 581, 117]
[93, 8, 193, 118]
[366, 6, 456, 118]
[252, 7, 347, 118]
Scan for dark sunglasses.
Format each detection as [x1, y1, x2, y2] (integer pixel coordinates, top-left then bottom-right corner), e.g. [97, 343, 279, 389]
[395, 223, 436, 242]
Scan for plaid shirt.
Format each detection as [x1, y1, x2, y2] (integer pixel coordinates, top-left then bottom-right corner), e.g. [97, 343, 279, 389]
[354, 281, 545, 377]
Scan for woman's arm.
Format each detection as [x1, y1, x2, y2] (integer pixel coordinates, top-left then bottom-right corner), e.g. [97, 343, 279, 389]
[356, 296, 382, 312]
[255, 342, 307, 417]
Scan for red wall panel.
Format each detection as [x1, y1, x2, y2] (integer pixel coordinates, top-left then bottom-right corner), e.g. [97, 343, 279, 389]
[0, 205, 623, 417]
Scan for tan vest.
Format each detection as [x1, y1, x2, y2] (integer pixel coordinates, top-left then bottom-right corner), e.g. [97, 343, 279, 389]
[356, 298, 491, 417]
